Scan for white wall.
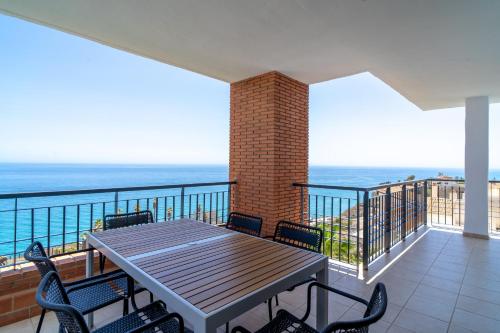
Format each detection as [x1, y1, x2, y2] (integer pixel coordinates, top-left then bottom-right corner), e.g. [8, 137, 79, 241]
[464, 96, 489, 237]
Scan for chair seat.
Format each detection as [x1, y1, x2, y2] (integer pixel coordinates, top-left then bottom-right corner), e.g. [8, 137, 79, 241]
[256, 310, 317, 333]
[67, 272, 129, 314]
[93, 302, 189, 333]
[102, 268, 149, 295]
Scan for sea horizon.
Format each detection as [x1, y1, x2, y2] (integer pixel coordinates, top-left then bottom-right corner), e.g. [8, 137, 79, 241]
[0, 161, 476, 168]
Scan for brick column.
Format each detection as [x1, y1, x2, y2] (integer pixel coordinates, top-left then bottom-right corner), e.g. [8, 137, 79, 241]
[229, 71, 308, 236]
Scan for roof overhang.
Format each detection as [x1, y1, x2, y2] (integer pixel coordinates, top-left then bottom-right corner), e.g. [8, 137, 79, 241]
[1, 0, 499, 110]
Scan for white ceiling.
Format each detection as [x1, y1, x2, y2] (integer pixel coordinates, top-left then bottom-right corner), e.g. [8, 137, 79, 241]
[1, 0, 499, 110]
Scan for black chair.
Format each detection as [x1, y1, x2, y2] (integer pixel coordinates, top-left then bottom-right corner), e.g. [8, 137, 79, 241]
[271, 220, 323, 252]
[24, 241, 132, 333]
[226, 212, 263, 237]
[36, 271, 186, 333]
[99, 210, 155, 273]
[98, 210, 155, 308]
[224, 212, 264, 331]
[232, 282, 387, 333]
[267, 220, 323, 320]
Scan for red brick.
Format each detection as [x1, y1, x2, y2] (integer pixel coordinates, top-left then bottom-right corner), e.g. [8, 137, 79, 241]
[29, 304, 43, 317]
[13, 290, 36, 309]
[0, 308, 30, 327]
[0, 297, 12, 313]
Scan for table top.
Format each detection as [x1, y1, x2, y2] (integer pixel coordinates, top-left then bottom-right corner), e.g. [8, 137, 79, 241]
[88, 219, 327, 330]
[91, 219, 234, 259]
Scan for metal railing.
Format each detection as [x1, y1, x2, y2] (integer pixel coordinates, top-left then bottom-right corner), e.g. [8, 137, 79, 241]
[0, 181, 236, 268]
[294, 180, 428, 271]
[426, 179, 500, 233]
[296, 177, 500, 270]
[490, 181, 500, 233]
[427, 178, 465, 228]
[2, 176, 499, 270]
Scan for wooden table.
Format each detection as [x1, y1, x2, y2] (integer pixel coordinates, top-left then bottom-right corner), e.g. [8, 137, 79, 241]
[86, 219, 329, 333]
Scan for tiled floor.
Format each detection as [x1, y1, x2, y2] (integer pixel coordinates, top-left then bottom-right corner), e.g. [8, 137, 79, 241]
[2, 227, 500, 333]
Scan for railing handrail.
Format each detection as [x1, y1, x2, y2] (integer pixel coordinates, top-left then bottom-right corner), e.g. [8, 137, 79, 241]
[426, 178, 464, 182]
[365, 179, 426, 191]
[292, 182, 368, 192]
[420, 178, 499, 183]
[296, 177, 500, 192]
[0, 180, 237, 200]
[293, 179, 427, 192]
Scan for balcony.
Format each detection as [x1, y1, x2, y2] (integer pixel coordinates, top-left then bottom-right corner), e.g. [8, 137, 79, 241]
[1, 2, 499, 332]
[1, 180, 500, 332]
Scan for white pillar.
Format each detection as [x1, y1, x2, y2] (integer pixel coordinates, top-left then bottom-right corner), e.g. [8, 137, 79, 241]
[464, 96, 489, 238]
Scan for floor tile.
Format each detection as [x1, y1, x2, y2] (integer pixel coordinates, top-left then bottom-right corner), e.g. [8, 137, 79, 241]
[450, 308, 500, 333]
[412, 284, 458, 306]
[460, 284, 500, 305]
[455, 295, 500, 321]
[419, 274, 462, 293]
[393, 308, 448, 333]
[404, 294, 455, 322]
[447, 323, 476, 333]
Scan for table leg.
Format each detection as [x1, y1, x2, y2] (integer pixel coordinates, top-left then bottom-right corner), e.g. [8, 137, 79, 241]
[194, 318, 217, 333]
[86, 247, 94, 328]
[316, 259, 329, 330]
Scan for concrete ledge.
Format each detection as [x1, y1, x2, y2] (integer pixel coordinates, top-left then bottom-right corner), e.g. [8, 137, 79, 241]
[463, 231, 490, 240]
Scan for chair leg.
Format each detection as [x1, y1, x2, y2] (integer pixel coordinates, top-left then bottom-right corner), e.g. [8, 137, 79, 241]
[123, 298, 129, 316]
[268, 298, 273, 321]
[98, 253, 106, 274]
[35, 308, 45, 333]
[130, 290, 139, 311]
[126, 276, 140, 311]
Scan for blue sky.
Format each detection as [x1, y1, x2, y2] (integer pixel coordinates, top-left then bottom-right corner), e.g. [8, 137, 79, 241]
[1, 14, 499, 168]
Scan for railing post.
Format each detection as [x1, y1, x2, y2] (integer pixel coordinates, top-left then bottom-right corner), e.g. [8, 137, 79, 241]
[13, 198, 18, 267]
[413, 183, 418, 232]
[227, 183, 232, 222]
[356, 191, 360, 273]
[424, 180, 428, 226]
[114, 191, 119, 214]
[384, 187, 391, 253]
[154, 197, 159, 221]
[180, 187, 185, 218]
[362, 191, 369, 271]
[401, 185, 407, 241]
[300, 186, 305, 224]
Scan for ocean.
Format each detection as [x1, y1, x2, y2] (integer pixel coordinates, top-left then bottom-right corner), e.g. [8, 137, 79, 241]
[1, 163, 499, 261]
[3, 163, 494, 194]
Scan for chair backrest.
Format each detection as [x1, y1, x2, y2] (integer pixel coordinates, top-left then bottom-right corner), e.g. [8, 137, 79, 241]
[226, 212, 263, 237]
[36, 271, 89, 333]
[273, 220, 323, 253]
[364, 283, 387, 322]
[24, 241, 57, 279]
[104, 210, 154, 230]
[326, 283, 388, 333]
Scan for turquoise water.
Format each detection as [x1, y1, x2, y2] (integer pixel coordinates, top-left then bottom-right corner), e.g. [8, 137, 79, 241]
[1, 163, 499, 261]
